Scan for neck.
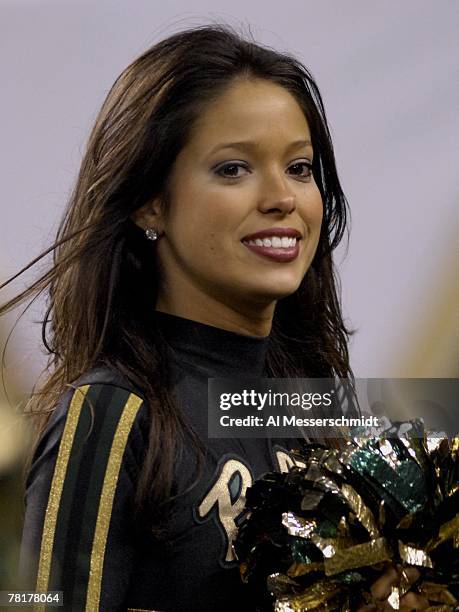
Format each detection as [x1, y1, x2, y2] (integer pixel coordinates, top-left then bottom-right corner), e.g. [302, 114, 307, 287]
[156, 288, 275, 338]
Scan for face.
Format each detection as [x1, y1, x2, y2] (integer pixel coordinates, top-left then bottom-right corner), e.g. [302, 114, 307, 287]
[135, 78, 323, 329]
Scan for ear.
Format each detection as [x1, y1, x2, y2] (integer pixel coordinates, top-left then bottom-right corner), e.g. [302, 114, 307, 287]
[130, 197, 164, 232]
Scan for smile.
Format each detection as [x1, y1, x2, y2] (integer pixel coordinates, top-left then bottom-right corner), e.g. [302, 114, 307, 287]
[242, 238, 301, 263]
[243, 236, 297, 249]
[241, 227, 302, 262]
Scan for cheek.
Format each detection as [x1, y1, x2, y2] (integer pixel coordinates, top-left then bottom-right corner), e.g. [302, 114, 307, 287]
[298, 188, 323, 270]
[310, 184, 324, 226]
[186, 187, 245, 237]
[166, 189, 236, 258]
[314, 202, 324, 235]
[300, 184, 324, 235]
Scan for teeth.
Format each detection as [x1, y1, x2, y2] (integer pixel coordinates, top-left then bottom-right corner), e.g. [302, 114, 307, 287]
[281, 237, 290, 248]
[244, 236, 298, 249]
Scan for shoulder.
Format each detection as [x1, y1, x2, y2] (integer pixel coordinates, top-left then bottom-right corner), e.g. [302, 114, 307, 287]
[49, 364, 148, 434]
[70, 363, 143, 394]
[21, 366, 151, 599]
[51, 363, 148, 428]
[28, 365, 150, 488]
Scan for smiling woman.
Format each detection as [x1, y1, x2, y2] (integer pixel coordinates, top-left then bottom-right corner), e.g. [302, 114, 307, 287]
[0, 24, 415, 612]
[132, 78, 324, 335]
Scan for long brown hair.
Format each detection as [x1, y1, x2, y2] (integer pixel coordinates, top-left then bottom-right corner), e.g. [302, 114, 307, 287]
[0, 24, 352, 530]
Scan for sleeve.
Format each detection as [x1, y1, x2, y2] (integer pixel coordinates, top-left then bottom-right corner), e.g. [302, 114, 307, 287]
[19, 383, 148, 612]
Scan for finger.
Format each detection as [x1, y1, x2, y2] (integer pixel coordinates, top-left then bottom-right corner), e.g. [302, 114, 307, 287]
[398, 565, 421, 585]
[400, 566, 420, 579]
[400, 591, 429, 610]
[370, 566, 399, 601]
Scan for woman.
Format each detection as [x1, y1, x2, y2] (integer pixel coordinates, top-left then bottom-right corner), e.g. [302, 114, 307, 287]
[1, 25, 426, 612]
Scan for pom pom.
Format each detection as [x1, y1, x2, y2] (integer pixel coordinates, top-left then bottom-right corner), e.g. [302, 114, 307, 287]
[235, 424, 459, 611]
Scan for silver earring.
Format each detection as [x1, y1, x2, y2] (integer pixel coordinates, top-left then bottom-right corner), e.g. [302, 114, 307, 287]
[145, 227, 160, 241]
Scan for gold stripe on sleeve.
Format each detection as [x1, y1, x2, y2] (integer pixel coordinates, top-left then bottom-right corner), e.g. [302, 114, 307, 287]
[86, 393, 144, 611]
[35, 385, 91, 609]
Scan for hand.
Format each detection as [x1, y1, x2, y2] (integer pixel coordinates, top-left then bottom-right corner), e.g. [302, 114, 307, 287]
[357, 565, 429, 611]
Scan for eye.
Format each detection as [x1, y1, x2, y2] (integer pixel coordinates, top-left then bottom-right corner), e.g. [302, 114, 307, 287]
[287, 160, 313, 180]
[215, 162, 250, 179]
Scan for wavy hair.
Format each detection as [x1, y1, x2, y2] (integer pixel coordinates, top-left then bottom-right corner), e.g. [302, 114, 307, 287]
[0, 24, 352, 533]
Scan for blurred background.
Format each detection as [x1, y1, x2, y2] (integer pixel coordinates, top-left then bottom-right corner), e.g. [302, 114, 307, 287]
[0, 0, 458, 593]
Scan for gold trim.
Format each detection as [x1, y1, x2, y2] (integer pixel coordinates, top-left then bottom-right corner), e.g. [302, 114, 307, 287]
[86, 393, 143, 610]
[35, 385, 91, 611]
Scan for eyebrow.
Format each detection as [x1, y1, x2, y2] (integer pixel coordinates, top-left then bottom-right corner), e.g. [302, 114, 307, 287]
[208, 139, 313, 156]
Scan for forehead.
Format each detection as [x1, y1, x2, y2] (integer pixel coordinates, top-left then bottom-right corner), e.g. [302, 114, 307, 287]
[186, 78, 311, 153]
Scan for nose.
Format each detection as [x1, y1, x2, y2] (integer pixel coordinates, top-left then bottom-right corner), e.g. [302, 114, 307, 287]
[257, 172, 296, 215]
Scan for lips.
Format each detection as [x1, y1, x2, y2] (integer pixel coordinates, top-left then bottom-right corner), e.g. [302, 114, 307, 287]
[241, 227, 302, 241]
[241, 227, 302, 263]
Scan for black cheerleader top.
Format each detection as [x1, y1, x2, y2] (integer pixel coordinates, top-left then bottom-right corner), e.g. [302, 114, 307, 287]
[20, 312, 301, 611]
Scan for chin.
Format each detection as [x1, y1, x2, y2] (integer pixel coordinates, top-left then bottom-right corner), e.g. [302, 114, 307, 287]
[250, 279, 302, 302]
